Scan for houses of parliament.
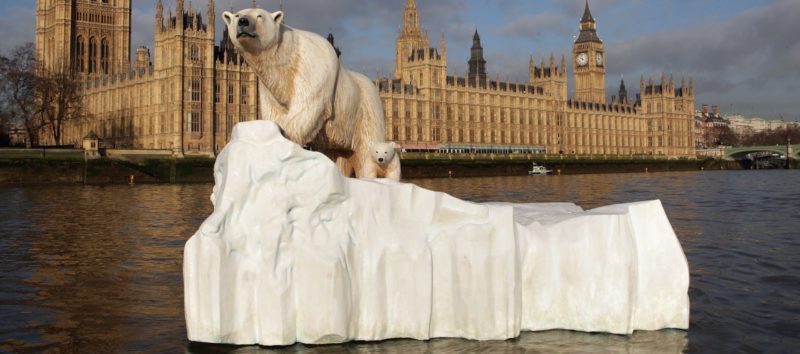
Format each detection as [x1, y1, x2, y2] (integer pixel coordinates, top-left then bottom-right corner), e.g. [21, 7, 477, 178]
[37, 0, 696, 158]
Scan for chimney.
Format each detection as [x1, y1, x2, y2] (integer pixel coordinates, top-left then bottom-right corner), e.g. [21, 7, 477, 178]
[702, 104, 709, 114]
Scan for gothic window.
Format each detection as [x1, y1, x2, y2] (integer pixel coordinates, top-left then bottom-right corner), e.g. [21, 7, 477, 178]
[432, 127, 441, 142]
[405, 126, 411, 140]
[190, 45, 200, 62]
[241, 85, 248, 105]
[392, 126, 399, 141]
[214, 83, 220, 103]
[227, 114, 233, 134]
[76, 36, 85, 72]
[88, 37, 97, 73]
[189, 79, 201, 101]
[100, 38, 109, 74]
[228, 84, 234, 104]
[392, 102, 398, 118]
[433, 104, 440, 120]
[188, 112, 201, 132]
[417, 126, 423, 141]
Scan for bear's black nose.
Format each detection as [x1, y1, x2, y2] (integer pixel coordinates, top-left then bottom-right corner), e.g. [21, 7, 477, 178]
[378, 157, 384, 163]
[238, 18, 250, 27]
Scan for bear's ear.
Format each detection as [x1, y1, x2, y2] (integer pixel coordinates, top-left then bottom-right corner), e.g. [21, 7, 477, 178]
[389, 142, 396, 149]
[272, 11, 284, 25]
[222, 11, 234, 27]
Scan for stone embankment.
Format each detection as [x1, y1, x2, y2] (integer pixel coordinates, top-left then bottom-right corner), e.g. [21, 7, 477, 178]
[1, 148, 792, 184]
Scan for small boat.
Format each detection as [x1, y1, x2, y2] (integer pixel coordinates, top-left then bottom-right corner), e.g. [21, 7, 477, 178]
[529, 163, 552, 175]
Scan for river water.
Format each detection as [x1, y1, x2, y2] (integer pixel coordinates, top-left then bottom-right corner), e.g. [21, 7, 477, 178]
[1, 170, 798, 353]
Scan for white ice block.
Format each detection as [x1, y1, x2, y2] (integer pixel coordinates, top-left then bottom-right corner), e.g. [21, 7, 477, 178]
[183, 121, 690, 346]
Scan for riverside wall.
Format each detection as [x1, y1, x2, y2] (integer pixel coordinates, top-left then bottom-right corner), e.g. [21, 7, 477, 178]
[1, 149, 794, 185]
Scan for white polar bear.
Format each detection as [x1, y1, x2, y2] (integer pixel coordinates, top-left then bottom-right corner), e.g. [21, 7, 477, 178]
[365, 141, 401, 180]
[222, 8, 397, 179]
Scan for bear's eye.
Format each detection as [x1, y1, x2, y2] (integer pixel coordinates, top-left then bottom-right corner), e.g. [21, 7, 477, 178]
[257, 15, 263, 19]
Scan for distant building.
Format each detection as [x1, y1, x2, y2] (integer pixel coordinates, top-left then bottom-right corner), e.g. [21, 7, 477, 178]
[726, 115, 799, 136]
[694, 104, 729, 148]
[35, 0, 258, 156]
[36, 0, 697, 158]
[9, 127, 28, 147]
[378, 0, 696, 158]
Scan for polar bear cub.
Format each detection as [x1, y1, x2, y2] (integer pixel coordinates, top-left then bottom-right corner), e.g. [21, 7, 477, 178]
[365, 142, 401, 181]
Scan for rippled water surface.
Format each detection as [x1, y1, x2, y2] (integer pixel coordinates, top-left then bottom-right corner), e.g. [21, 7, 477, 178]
[1, 170, 798, 353]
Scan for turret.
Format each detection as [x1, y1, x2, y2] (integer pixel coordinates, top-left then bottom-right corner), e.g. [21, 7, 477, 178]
[135, 47, 151, 72]
[440, 33, 446, 60]
[176, 0, 184, 29]
[529, 55, 535, 78]
[618, 79, 628, 104]
[207, 0, 215, 35]
[156, 0, 163, 33]
[468, 29, 487, 85]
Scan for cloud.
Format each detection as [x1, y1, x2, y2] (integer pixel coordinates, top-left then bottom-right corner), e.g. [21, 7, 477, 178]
[497, 12, 572, 40]
[0, 6, 35, 55]
[606, 0, 800, 117]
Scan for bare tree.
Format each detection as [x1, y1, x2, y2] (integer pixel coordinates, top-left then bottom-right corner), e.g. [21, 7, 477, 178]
[37, 65, 84, 146]
[0, 43, 39, 147]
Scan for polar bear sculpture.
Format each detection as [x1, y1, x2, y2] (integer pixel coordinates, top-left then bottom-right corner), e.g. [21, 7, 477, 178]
[222, 8, 395, 179]
[183, 120, 691, 346]
[365, 141, 401, 180]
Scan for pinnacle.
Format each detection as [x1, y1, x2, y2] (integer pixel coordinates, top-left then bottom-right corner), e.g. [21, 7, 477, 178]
[581, 0, 595, 23]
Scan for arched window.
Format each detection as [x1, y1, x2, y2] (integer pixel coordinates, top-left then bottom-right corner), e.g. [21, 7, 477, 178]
[100, 38, 109, 74]
[190, 45, 199, 62]
[88, 37, 97, 73]
[76, 36, 85, 72]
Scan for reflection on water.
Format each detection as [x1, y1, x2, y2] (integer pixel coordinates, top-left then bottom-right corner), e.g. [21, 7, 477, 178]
[1, 170, 799, 353]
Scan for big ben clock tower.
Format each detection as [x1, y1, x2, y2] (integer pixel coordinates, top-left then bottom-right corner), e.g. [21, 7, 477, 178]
[573, 1, 606, 103]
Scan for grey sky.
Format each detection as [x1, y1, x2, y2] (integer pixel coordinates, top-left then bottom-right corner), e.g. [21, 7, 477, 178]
[2, 0, 797, 120]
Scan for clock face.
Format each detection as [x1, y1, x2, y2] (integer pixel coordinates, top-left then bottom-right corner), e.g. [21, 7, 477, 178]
[595, 52, 604, 66]
[576, 53, 588, 66]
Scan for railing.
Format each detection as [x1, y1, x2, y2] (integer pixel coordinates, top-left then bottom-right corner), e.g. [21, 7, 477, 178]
[399, 152, 674, 162]
[0, 148, 83, 160]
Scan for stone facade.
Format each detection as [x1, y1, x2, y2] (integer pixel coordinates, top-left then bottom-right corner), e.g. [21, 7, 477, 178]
[379, 0, 695, 158]
[36, 0, 258, 156]
[37, 0, 695, 158]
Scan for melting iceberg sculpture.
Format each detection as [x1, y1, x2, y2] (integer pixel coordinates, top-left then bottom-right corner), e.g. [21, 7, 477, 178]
[184, 121, 689, 346]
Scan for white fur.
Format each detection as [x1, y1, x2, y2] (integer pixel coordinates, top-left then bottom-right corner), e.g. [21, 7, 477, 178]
[222, 8, 398, 178]
[365, 141, 401, 180]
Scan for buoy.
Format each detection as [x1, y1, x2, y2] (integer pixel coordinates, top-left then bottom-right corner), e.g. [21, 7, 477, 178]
[129, 175, 135, 185]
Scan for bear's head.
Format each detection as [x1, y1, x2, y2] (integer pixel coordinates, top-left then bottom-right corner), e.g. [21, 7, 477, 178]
[370, 142, 397, 166]
[222, 8, 284, 56]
